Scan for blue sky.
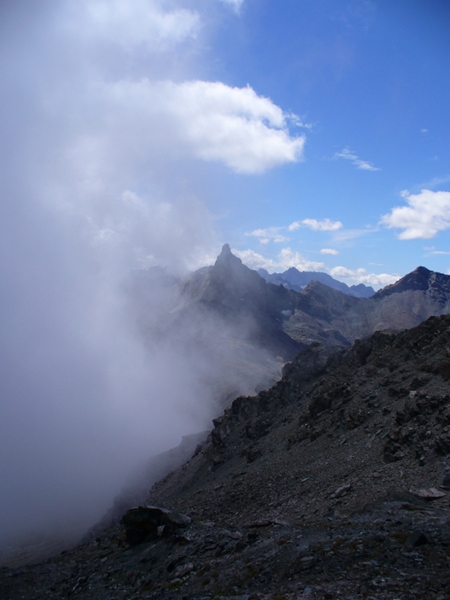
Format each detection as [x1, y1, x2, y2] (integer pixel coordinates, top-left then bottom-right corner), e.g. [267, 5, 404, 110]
[197, 0, 450, 286]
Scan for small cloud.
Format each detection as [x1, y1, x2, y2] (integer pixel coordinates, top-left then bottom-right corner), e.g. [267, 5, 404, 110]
[234, 247, 325, 272]
[320, 248, 339, 255]
[381, 189, 450, 239]
[423, 246, 450, 255]
[334, 147, 380, 171]
[421, 128, 428, 133]
[289, 218, 343, 232]
[329, 266, 398, 288]
[246, 227, 288, 245]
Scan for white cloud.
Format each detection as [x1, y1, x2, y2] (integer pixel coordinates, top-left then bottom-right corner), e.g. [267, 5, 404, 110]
[236, 247, 398, 289]
[320, 248, 338, 255]
[381, 189, 450, 239]
[234, 247, 325, 272]
[61, 0, 200, 50]
[289, 218, 343, 231]
[218, 0, 244, 13]
[329, 266, 398, 287]
[334, 147, 380, 171]
[246, 227, 288, 244]
[277, 248, 325, 271]
[106, 79, 305, 174]
[170, 81, 305, 173]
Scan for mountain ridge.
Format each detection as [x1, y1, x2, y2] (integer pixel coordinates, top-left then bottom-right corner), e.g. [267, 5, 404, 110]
[258, 265, 375, 298]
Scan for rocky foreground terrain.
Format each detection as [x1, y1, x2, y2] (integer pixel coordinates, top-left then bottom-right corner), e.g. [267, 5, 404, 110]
[3, 314, 450, 600]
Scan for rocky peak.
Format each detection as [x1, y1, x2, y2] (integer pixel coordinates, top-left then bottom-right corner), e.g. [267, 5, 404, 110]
[374, 266, 450, 302]
[214, 243, 238, 266]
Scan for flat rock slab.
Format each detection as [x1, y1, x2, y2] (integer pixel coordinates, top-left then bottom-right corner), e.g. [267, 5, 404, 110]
[410, 487, 446, 500]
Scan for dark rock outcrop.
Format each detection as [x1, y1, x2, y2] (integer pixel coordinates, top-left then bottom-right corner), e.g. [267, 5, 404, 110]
[374, 265, 450, 304]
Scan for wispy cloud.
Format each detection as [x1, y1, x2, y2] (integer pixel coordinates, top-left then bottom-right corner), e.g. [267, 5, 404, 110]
[320, 248, 339, 255]
[424, 246, 450, 255]
[329, 266, 398, 287]
[381, 189, 450, 239]
[414, 175, 450, 191]
[289, 218, 343, 231]
[331, 226, 378, 242]
[247, 217, 342, 244]
[218, 0, 245, 13]
[233, 248, 325, 272]
[246, 227, 288, 245]
[334, 147, 380, 171]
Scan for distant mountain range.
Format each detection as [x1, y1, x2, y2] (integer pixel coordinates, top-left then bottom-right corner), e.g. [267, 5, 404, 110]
[184, 246, 450, 349]
[258, 266, 375, 298]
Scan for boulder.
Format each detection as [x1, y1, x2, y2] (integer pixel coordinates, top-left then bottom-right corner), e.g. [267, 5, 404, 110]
[121, 506, 191, 546]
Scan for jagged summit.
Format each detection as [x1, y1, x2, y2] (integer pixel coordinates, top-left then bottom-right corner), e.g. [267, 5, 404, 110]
[374, 266, 450, 304]
[214, 243, 242, 269]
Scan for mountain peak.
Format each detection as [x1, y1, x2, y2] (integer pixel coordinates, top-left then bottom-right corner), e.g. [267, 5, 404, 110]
[215, 243, 242, 268]
[374, 266, 449, 300]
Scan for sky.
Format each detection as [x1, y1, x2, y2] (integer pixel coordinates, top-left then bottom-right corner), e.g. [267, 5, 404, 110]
[207, 0, 450, 287]
[0, 0, 450, 552]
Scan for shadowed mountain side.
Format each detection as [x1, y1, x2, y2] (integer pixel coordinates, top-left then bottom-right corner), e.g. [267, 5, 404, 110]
[175, 244, 305, 362]
[373, 266, 450, 305]
[282, 273, 450, 347]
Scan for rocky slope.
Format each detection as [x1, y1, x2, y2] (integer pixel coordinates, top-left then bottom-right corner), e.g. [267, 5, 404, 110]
[3, 315, 450, 599]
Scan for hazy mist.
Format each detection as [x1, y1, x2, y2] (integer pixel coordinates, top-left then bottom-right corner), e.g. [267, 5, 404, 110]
[0, 0, 305, 559]
[0, 0, 241, 555]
